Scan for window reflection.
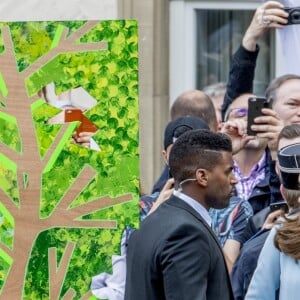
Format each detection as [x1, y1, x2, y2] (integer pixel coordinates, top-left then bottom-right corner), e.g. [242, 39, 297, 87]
[196, 9, 274, 95]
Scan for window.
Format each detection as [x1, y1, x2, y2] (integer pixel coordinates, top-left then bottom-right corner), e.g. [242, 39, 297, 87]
[196, 9, 274, 95]
[170, 1, 276, 102]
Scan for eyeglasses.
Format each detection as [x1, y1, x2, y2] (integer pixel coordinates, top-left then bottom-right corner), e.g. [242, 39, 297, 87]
[225, 108, 248, 121]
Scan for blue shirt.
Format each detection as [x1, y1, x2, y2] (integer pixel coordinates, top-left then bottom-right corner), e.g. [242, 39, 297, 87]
[209, 196, 253, 246]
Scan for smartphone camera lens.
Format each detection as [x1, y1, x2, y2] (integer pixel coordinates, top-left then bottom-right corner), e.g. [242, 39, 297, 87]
[263, 101, 269, 108]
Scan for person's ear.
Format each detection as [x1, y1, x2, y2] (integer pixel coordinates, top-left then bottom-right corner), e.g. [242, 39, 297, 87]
[195, 169, 208, 187]
[162, 150, 168, 165]
[280, 184, 286, 201]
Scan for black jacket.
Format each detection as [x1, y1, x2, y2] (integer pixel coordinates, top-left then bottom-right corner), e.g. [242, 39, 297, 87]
[221, 44, 259, 120]
[125, 195, 234, 300]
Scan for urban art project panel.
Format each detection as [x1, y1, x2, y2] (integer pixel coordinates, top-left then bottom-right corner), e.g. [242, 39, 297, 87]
[0, 20, 139, 299]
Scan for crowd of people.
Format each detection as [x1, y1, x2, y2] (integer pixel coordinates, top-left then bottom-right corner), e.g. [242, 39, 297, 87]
[92, 1, 300, 299]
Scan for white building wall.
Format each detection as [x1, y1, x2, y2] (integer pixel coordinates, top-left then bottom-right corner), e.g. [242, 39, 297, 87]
[0, 0, 117, 21]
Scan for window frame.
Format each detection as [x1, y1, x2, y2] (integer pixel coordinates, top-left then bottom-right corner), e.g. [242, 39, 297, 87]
[169, 0, 281, 104]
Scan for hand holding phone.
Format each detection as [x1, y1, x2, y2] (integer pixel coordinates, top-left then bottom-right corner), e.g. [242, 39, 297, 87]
[64, 108, 98, 135]
[269, 201, 289, 213]
[247, 96, 271, 136]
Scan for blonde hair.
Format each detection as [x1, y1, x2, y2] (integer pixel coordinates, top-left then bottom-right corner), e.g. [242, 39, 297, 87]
[274, 214, 300, 260]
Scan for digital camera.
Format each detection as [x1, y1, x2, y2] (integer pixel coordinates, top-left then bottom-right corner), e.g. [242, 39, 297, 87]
[284, 7, 300, 25]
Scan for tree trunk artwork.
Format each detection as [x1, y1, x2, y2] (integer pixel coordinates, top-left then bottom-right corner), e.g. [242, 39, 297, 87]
[0, 20, 139, 299]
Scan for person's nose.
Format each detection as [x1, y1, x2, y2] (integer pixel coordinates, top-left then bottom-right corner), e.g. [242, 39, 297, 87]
[230, 174, 238, 185]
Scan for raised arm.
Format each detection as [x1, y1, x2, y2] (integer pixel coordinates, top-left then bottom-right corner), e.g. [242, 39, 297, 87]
[222, 1, 288, 120]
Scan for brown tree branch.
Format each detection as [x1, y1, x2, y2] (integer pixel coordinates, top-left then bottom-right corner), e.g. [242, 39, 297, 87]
[51, 165, 97, 215]
[0, 27, 18, 96]
[48, 164, 132, 228]
[46, 165, 121, 228]
[0, 27, 17, 65]
[61, 288, 76, 300]
[22, 21, 107, 78]
[0, 188, 19, 215]
[0, 144, 21, 164]
[41, 123, 70, 165]
[0, 27, 30, 122]
[69, 194, 132, 220]
[80, 291, 94, 300]
[16, 172, 25, 192]
[57, 220, 117, 229]
[48, 242, 76, 300]
[61, 289, 94, 300]
[0, 242, 13, 258]
[68, 21, 100, 41]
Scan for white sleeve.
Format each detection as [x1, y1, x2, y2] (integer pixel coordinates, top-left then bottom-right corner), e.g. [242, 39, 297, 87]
[90, 137, 101, 151]
[91, 254, 126, 300]
[276, 1, 300, 76]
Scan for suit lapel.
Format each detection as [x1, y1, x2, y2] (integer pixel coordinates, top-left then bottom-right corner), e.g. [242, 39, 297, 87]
[165, 195, 224, 253]
[163, 194, 234, 298]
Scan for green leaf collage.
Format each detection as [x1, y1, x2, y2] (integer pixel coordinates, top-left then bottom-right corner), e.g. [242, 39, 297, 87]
[0, 19, 139, 298]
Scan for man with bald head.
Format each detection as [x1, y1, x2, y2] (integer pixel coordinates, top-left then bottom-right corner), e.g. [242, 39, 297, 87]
[171, 89, 218, 132]
[152, 89, 218, 193]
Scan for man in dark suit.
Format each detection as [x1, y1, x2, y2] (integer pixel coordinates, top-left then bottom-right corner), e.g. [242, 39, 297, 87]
[125, 129, 237, 300]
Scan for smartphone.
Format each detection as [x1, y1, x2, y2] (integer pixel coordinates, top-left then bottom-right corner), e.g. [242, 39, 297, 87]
[64, 108, 82, 123]
[269, 201, 288, 213]
[78, 115, 98, 134]
[64, 109, 98, 135]
[247, 96, 271, 136]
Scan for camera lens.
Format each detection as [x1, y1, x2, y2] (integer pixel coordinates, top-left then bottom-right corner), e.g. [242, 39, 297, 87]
[290, 8, 300, 24]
